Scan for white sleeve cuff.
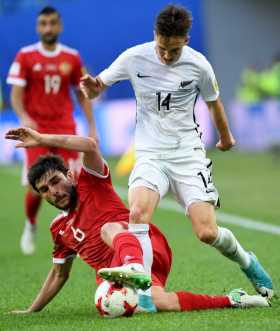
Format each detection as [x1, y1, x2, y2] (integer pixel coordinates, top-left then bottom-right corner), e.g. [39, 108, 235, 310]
[6, 77, 27, 87]
[53, 254, 76, 264]
[98, 70, 113, 87]
[203, 91, 220, 102]
[82, 160, 109, 179]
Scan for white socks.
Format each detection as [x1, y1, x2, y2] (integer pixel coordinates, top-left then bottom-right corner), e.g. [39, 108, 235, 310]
[212, 227, 251, 269]
[128, 223, 153, 276]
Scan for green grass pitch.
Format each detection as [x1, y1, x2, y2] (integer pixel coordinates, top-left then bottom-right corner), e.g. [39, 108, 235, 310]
[0, 151, 279, 331]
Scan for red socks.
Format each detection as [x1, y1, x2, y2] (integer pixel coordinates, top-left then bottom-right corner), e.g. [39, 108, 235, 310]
[112, 232, 144, 266]
[176, 291, 231, 311]
[25, 190, 42, 225]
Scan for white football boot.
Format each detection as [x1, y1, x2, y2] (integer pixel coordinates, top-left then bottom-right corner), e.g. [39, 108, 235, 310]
[228, 289, 270, 308]
[20, 221, 36, 255]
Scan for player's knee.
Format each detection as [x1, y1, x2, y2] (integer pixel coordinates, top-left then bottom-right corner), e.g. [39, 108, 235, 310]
[196, 228, 218, 244]
[100, 223, 123, 247]
[129, 205, 149, 223]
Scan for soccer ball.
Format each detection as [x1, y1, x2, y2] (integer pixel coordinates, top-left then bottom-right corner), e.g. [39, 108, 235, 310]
[94, 281, 138, 318]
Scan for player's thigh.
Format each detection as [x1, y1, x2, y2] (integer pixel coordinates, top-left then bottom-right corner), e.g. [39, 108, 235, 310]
[100, 222, 127, 247]
[170, 171, 219, 240]
[128, 159, 169, 222]
[129, 159, 169, 199]
[169, 150, 220, 215]
[22, 146, 51, 186]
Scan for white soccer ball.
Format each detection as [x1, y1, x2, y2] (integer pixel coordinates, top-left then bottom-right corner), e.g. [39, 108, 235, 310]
[94, 281, 138, 318]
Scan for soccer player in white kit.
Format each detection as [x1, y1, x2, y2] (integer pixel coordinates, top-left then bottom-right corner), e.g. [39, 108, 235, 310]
[80, 5, 273, 298]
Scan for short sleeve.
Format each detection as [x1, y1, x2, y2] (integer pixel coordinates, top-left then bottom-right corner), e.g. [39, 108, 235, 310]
[99, 50, 130, 86]
[71, 53, 84, 86]
[198, 60, 220, 102]
[52, 242, 76, 264]
[77, 163, 111, 193]
[6, 51, 28, 87]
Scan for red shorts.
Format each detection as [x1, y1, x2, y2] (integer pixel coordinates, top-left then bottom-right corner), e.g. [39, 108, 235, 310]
[149, 224, 172, 287]
[104, 223, 172, 288]
[22, 127, 80, 185]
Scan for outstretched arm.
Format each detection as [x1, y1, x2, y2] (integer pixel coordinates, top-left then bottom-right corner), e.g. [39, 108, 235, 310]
[5, 128, 104, 174]
[10, 259, 73, 314]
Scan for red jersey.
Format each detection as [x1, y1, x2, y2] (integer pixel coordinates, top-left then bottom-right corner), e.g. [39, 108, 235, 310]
[50, 165, 173, 287]
[7, 42, 84, 131]
[50, 165, 130, 271]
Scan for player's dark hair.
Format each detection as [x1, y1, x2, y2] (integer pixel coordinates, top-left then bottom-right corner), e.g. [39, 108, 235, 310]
[38, 6, 60, 18]
[155, 4, 192, 37]
[28, 155, 68, 192]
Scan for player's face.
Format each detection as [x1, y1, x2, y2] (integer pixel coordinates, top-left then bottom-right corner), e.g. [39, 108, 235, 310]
[37, 13, 62, 45]
[36, 170, 77, 211]
[154, 33, 187, 65]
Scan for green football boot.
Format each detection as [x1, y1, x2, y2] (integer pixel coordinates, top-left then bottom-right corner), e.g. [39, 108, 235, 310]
[98, 264, 152, 291]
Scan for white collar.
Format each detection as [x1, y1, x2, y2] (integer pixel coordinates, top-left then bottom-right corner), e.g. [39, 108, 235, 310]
[37, 42, 62, 57]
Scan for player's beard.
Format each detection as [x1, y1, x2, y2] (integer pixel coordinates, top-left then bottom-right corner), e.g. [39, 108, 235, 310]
[41, 33, 58, 45]
[67, 185, 78, 212]
[51, 185, 78, 211]
[60, 185, 78, 212]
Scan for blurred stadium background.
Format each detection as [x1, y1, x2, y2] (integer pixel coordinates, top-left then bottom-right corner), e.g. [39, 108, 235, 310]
[1, 0, 280, 160]
[1, 1, 279, 330]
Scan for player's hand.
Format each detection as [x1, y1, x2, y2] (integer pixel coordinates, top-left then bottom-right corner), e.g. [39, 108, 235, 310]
[20, 114, 38, 130]
[80, 74, 103, 99]
[5, 127, 42, 148]
[216, 133, 236, 151]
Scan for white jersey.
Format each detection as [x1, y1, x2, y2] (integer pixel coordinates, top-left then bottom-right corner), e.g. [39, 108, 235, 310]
[99, 41, 219, 155]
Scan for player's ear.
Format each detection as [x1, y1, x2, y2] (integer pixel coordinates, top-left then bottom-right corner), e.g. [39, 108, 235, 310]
[185, 35, 190, 45]
[66, 170, 75, 182]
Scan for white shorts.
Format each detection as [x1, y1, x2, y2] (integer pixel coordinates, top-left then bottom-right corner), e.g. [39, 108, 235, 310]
[128, 148, 219, 214]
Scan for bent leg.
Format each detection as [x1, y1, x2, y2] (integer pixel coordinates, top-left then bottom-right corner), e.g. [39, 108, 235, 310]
[101, 222, 143, 266]
[128, 159, 169, 275]
[189, 202, 273, 297]
[189, 201, 251, 268]
[128, 186, 160, 275]
[99, 222, 151, 290]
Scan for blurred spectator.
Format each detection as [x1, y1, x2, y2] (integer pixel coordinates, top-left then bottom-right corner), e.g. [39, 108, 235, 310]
[6, 6, 96, 256]
[237, 54, 280, 104]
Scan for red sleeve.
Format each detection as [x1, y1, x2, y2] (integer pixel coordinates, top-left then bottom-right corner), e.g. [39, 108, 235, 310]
[71, 53, 84, 86]
[52, 242, 76, 264]
[6, 51, 28, 86]
[78, 164, 112, 187]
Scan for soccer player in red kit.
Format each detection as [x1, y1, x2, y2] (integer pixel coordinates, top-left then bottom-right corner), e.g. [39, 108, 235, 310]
[6, 6, 96, 255]
[6, 128, 269, 315]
